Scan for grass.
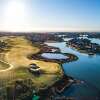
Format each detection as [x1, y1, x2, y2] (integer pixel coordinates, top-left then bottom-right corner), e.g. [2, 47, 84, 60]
[0, 53, 11, 70]
[0, 60, 10, 70]
[0, 36, 63, 90]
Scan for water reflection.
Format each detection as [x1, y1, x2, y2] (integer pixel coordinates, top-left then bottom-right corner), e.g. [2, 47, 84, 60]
[45, 38, 100, 99]
[41, 53, 68, 60]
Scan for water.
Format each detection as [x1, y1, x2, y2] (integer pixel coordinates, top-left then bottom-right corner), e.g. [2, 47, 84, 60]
[41, 53, 68, 60]
[90, 38, 100, 45]
[45, 39, 100, 100]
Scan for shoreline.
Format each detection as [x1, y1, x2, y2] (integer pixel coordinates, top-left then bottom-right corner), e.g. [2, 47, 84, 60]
[28, 51, 78, 64]
[29, 43, 79, 99]
[38, 75, 74, 99]
[67, 44, 96, 55]
[29, 42, 78, 64]
[66, 38, 100, 55]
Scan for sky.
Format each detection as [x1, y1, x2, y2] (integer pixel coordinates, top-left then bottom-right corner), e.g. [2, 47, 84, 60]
[0, 0, 100, 32]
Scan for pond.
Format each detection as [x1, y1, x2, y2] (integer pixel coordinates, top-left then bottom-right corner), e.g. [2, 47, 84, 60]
[41, 53, 68, 60]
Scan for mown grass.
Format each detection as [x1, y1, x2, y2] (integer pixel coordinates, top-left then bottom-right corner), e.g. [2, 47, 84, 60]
[0, 60, 10, 70]
[0, 36, 63, 90]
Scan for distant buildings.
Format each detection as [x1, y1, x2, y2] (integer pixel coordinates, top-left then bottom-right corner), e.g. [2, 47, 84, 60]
[27, 33, 63, 42]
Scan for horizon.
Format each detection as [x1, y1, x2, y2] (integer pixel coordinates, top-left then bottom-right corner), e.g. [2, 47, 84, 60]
[0, 0, 100, 32]
[0, 30, 100, 33]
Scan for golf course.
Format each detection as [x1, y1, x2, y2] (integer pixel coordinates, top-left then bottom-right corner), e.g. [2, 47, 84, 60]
[0, 36, 63, 90]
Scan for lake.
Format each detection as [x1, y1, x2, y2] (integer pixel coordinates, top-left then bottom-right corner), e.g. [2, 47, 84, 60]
[45, 38, 100, 100]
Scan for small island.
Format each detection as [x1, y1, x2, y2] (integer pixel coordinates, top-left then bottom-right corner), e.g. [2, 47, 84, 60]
[67, 38, 100, 55]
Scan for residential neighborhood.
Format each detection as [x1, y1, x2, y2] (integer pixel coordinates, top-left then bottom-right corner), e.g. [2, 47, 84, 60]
[67, 38, 100, 54]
